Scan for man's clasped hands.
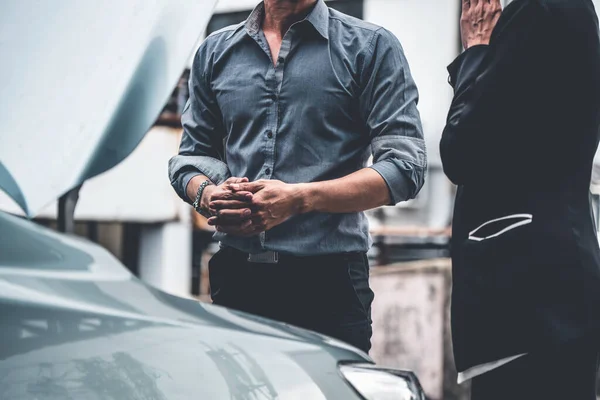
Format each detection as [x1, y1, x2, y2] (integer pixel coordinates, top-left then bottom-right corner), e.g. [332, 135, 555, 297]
[201, 177, 307, 236]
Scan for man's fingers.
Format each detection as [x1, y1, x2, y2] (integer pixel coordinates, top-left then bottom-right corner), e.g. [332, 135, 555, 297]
[222, 177, 249, 191]
[211, 190, 253, 201]
[230, 182, 264, 193]
[212, 216, 265, 236]
[462, 0, 471, 11]
[207, 209, 251, 225]
[216, 208, 252, 219]
[210, 200, 252, 210]
[224, 177, 249, 184]
[213, 219, 255, 234]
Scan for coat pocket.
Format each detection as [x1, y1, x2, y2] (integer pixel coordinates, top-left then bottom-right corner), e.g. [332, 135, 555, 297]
[461, 213, 536, 297]
[468, 214, 533, 242]
[458, 214, 538, 346]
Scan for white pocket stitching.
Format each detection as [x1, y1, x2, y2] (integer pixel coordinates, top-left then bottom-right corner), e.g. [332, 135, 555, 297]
[468, 214, 533, 242]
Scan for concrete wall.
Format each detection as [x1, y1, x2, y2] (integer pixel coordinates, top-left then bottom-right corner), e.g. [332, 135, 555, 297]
[370, 264, 446, 398]
[370, 259, 470, 400]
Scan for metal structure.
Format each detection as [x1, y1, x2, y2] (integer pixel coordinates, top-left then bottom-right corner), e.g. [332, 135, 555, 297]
[57, 185, 82, 234]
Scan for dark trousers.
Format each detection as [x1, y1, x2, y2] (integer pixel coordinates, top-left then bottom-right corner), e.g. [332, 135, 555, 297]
[470, 338, 600, 400]
[208, 246, 375, 353]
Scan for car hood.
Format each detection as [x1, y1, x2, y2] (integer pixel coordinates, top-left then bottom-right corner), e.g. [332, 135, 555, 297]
[0, 210, 370, 398]
[0, 0, 216, 217]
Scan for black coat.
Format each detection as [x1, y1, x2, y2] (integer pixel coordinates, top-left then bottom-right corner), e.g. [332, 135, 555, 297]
[440, 0, 600, 372]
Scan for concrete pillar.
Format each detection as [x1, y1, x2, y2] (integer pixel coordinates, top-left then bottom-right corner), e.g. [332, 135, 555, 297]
[138, 221, 192, 298]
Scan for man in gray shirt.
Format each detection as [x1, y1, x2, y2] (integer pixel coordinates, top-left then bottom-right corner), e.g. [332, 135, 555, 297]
[169, 0, 426, 352]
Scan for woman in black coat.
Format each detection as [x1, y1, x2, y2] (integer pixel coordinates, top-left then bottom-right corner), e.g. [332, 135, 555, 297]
[441, 0, 600, 398]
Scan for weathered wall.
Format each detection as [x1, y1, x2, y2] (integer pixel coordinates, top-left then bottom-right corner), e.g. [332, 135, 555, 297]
[370, 259, 470, 400]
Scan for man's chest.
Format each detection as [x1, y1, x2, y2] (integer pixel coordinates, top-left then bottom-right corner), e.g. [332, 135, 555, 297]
[210, 38, 362, 130]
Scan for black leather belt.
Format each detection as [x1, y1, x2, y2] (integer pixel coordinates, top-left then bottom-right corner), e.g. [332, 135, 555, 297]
[220, 245, 361, 265]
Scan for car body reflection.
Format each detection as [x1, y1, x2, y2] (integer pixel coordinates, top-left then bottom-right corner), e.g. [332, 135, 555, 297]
[0, 212, 364, 399]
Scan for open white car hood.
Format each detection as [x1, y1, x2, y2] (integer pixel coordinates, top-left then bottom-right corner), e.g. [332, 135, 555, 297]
[0, 0, 216, 217]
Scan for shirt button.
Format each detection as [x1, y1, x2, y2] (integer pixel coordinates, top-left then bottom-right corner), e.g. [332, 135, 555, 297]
[267, 131, 273, 139]
[265, 168, 271, 175]
[278, 56, 284, 64]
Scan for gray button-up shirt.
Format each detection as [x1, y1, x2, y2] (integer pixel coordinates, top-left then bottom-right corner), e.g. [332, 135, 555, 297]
[169, 0, 426, 256]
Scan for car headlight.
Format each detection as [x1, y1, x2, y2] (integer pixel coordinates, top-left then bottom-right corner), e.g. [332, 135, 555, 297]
[339, 363, 426, 400]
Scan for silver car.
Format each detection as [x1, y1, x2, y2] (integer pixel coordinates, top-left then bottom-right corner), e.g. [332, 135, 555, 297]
[0, 1, 425, 399]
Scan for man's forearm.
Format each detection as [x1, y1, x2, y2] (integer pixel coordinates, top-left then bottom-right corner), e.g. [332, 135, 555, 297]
[186, 174, 211, 203]
[298, 168, 391, 214]
[169, 154, 232, 203]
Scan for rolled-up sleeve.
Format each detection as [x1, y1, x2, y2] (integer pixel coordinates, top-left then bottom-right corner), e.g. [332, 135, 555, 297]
[168, 43, 231, 203]
[360, 28, 427, 205]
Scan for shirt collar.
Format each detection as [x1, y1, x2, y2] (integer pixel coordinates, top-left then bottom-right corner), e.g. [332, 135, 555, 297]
[245, 2, 264, 36]
[305, 0, 329, 39]
[244, 0, 329, 39]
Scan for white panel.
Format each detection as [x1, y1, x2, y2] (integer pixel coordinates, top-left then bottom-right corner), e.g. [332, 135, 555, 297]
[0, 0, 216, 217]
[0, 127, 183, 222]
[71, 127, 182, 222]
[365, 0, 460, 165]
[215, 0, 259, 13]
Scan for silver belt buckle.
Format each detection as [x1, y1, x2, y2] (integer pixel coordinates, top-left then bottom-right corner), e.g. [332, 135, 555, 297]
[247, 251, 279, 264]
